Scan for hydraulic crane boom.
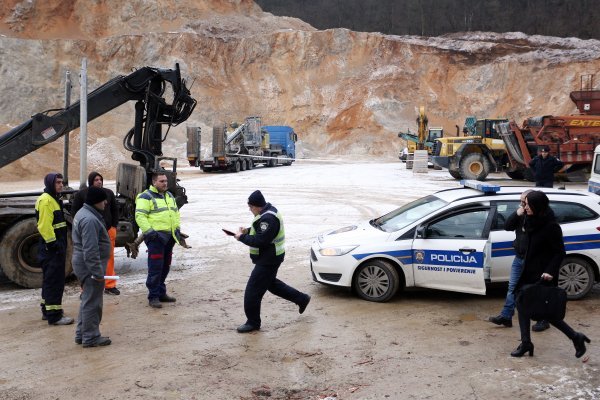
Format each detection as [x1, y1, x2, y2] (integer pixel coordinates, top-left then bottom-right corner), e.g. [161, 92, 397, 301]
[0, 64, 196, 171]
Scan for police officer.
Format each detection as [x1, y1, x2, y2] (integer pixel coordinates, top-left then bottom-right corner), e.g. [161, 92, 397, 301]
[135, 172, 180, 308]
[528, 145, 563, 187]
[35, 172, 73, 325]
[233, 190, 310, 333]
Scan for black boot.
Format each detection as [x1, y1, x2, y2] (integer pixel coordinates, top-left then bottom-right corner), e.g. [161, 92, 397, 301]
[511, 341, 534, 357]
[573, 332, 591, 358]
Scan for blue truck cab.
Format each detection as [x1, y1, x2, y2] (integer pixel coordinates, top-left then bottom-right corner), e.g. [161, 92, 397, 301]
[263, 125, 297, 162]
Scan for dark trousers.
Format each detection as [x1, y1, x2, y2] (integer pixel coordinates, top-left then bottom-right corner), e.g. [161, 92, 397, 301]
[145, 237, 175, 300]
[76, 277, 104, 345]
[244, 262, 307, 328]
[39, 239, 67, 324]
[518, 311, 576, 343]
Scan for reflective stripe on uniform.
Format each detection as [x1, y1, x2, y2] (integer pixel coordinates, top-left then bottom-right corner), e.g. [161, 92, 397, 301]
[249, 210, 285, 256]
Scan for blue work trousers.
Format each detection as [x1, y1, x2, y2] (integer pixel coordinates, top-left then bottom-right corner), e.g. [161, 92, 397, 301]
[500, 256, 523, 319]
[145, 237, 175, 300]
[244, 262, 306, 328]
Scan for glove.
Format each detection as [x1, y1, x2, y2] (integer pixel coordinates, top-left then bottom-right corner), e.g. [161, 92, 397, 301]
[175, 228, 181, 241]
[45, 241, 58, 251]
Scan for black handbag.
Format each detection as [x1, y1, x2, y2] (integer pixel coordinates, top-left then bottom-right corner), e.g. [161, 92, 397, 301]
[516, 281, 567, 321]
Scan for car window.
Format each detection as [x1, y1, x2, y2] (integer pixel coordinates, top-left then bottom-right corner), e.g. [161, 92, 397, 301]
[492, 200, 520, 230]
[551, 201, 598, 223]
[373, 195, 448, 232]
[426, 209, 490, 239]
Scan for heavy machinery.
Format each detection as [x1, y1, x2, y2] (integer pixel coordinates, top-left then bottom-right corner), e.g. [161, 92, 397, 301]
[187, 116, 296, 172]
[398, 106, 442, 168]
[430, 117, 509, 180]
[498, 75, 600, 182]
[0, 64, 197, 288]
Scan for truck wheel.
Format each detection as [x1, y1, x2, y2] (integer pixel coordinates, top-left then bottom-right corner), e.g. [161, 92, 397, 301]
[506, 170, 524, 180]
[268, 158, 277, 167]
[284, 155, 293, 166]
[247, 160, 253, 170]
[459, 153, 490, 181]
[240, 159, 247, 171]
[0, 218, 73, 288]
[449, 169, 462, 179]
[232, 160, 241, 173]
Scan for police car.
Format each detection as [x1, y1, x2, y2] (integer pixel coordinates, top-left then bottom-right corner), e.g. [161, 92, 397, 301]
[310, 181, 600, 302]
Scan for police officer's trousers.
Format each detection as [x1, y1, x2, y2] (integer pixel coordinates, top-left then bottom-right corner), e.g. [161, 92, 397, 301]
[244, 262, 306, 328]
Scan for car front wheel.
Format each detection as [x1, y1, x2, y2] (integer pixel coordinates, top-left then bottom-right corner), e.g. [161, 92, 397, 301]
[559, 256, 595, 300]
[353, 259, 400, 302]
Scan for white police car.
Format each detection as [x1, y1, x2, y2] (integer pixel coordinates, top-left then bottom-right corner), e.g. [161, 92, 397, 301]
[310, 181, 600, 302]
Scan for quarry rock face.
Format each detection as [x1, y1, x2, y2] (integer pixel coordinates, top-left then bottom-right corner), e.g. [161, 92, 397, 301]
[1, 0, 600, 181]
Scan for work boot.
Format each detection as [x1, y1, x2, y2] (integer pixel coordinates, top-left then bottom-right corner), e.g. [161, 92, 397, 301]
[237, 323, 260, 333]
[488, 315, 512, 327]
[49, 316, 74, 326]
[75, 337, 82, 345]
[159, 294, 176, 302]
[149, 298, 162, 308]
[299, 294, 311, 314]
[532, 320, 550, 332]
[82, 336, 111, 348]
[104, 287, 121, 295]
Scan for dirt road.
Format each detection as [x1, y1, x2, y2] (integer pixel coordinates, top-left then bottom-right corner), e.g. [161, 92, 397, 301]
[1, 162, 598, 399]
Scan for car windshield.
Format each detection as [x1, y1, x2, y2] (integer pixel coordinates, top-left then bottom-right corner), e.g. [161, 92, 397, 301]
[371, 195, 448, 232]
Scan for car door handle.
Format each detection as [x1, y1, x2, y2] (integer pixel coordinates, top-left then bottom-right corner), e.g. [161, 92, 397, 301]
[459, 248, 476, 254]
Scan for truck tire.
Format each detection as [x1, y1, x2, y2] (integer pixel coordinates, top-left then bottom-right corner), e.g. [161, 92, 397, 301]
[232, 160, 241, 173]
[247, 159, 253, 170]
[240, 159, 247, 171]
[268, 158, 277, 167]
[449, 169, 462, 179]
[459, 153, 491, 181]
[0, 218, 73, 288]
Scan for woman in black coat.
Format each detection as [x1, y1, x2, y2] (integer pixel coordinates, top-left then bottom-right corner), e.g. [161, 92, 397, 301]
[511, 190, 590, 357]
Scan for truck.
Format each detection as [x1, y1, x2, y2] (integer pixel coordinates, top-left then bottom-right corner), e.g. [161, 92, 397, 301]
[398, 126, 443, 162]
[430, 117, 509, 180]
[186, 116, 297, 172]
[0, 64, 197, 288]
[498, 75, 600, 182]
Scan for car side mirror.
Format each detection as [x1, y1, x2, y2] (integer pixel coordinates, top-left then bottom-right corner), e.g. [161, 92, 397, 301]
[416, 226, 426, 239]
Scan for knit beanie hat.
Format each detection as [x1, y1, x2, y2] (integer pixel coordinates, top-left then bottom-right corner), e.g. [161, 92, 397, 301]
[86, 186, 107, 205]
[248, 190, 266, 207]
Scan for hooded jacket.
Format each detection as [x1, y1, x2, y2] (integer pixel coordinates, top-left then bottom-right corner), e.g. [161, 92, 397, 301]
[71, 171, 119, 229]
[35, 173, 67, 245]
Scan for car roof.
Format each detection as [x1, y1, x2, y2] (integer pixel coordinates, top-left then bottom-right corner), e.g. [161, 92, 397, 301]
[433, 184, 599, 206]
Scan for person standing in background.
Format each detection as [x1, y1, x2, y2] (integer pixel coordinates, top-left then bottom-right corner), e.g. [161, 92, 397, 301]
[72, 171, 121, 295]
[528, 145, 563, 188]
[35, 172, 73, 325]
[72, 186, 112, 347]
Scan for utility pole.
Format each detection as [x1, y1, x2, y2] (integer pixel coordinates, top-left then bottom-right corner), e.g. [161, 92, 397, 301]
[79, 58, 88, 189]
[62, 70, 72, 187]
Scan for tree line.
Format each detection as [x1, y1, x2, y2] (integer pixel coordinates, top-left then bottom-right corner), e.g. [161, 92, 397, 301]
[256, 0, 599, 39]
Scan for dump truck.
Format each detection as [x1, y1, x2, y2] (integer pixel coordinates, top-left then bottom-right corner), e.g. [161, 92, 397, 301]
[430, 117, 509, 180]
[187, 116, 297, 172]
[498, 75, 600, 182]
[0, 64, 197, 288]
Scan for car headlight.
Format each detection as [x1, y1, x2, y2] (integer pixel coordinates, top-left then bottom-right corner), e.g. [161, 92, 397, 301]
[319, 245, 358, 256]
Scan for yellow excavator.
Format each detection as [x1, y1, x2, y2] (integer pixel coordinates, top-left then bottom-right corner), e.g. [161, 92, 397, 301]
[398, 106, 443, 168]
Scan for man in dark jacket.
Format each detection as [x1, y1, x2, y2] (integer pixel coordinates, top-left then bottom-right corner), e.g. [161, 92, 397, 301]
[233, 190, 311, 333]
[72, 186, 112, 347]
[72, 171, 120, 295]
[35, 172, 73, 325]
[528, 145, 563, 187]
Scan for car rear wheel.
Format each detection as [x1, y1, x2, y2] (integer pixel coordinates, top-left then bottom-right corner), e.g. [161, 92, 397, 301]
[559, 256, 595, 300]
[353, 259, 400, 302]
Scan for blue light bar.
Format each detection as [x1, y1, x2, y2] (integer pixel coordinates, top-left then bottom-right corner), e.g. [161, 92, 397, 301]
[460, 180, 500, 193]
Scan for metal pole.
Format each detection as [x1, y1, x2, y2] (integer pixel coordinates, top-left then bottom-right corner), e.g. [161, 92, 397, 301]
[79, 58, 88, 189]
[62, 70, 72, 186]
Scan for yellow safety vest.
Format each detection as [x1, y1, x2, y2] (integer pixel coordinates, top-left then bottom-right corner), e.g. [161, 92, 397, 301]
[135, 186, 180, 242]
[249, 210, 285, 256]
[35, 193, 67, 243]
